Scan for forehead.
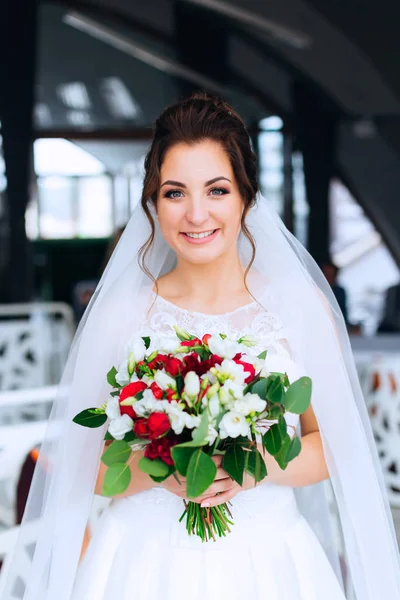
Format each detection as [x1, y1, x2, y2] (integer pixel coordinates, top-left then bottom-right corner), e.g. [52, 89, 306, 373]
[160, 140, 233, 181]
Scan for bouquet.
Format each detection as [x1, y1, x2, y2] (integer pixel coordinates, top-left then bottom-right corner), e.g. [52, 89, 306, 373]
[73, 326, 311, 542]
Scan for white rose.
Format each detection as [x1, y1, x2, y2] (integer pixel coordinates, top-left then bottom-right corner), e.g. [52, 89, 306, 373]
[108, 414, 133, 440]
[208, 335, 240, 359]
[184, 372, 200, 397]
[115, 360, 130, 386]
[219, 411, 250, 439]
[105, 396, 121, 420]
[154, 369, 177, 391]
[243, 392, 267, 413]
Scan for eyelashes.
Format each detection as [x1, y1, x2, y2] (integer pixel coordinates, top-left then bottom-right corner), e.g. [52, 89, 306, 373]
[163, 187, 230, 200]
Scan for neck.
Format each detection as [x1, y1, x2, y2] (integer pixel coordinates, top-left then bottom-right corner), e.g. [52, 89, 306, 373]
[170, 247, 249, 302]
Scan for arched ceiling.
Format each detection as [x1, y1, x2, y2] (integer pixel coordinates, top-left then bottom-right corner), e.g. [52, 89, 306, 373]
[37, 0, 400, 261]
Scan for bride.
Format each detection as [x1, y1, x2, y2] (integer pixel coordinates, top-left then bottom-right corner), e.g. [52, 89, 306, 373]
[4, 93, 400, 600]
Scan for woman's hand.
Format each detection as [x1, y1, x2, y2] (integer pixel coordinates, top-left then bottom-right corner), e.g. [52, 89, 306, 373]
[159, 454, 258, 506]
[196, 470, 258, 507]
[160, 455, 234, 501]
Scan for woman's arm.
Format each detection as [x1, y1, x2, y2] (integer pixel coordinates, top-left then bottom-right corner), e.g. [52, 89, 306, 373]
[94, 443, 160, 498]
[257, 403, 329, 487]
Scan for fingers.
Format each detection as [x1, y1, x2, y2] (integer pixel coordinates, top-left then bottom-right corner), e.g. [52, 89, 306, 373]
[200, 485, 239, 507]
[190, 478, 235, 504]
[214, 467, 230, 481]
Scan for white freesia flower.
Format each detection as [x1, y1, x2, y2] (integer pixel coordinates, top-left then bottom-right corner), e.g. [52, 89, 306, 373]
[243, 392, 267, 413]
[205, 425, 218, 445]
[184, 372, 200, 397]
[159, 336, 181, 354]
[115, 360, 130, 386]
[133, 389, 159, 417]
[233, 399, 251, 416]
[208, 335, 240, 359]
[168, 408, 187, 435]
[221, 378, 245, 399]
[141, 374, 154, 386]
[219, 359, 247, 385]
[239, 334, 258, 347]
[185, 414, 201, 429]
[219, 410, 250, 439]
[208, 394, 222, 420]
[154, 369, 177, 390]
[105, 396, 121, 420]
[127, 338, 146, 363]
[108, 414, 133, 440]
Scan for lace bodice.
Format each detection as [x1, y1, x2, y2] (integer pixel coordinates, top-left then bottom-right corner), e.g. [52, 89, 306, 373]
[139, 292, 294, 360]
[136, 291, 305, 436]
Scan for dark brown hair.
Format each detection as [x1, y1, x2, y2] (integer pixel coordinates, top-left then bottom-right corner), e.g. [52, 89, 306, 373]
[138, 91, 259, 295]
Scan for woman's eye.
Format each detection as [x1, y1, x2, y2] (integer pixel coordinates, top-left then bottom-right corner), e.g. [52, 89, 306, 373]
[209, 187, 229, 196]
[164, 189, 184, 200]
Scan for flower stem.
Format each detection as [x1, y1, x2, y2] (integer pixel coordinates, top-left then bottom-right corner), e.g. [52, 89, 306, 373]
[178, 500, 234, 542]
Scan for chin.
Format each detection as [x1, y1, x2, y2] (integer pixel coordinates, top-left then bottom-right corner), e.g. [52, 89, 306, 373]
[177, 245, 227, 265]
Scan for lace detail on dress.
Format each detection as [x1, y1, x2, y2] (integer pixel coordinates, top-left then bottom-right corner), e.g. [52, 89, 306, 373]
[138, 292, 294, 360]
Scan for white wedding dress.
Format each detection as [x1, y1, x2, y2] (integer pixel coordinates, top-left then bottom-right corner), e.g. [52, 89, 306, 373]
[71, 292, 347, 600]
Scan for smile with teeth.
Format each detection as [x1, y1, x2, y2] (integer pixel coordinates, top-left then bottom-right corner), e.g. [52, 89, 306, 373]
[184, 229, 217, 239]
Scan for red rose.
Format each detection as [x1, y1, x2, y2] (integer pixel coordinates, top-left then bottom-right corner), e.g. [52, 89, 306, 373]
[150, 382, 164, 399]
[144, 436, 176, 466]
[234, 358, 256, 384]
[164, 356, 182, 377]
[166, 388, 178, 402]
[148, 412, 170, 439]
[119, 381, 147, 418]
[147, 353, 168, 371]
[181, 337, 201, 347]
[134, 418, 150, 438]
[120, 381, 147, 401]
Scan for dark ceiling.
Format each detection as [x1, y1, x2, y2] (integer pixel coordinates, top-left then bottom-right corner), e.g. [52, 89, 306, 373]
[36, 0, 400, 261]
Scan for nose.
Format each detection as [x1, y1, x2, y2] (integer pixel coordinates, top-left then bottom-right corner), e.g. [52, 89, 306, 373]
[185, 197, 209, 226]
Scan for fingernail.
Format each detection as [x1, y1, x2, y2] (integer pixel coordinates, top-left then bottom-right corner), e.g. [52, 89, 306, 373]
[201, 502, 210, 507]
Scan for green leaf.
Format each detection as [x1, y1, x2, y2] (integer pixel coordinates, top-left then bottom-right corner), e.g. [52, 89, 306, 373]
[175, 375, 184, 395]
[257, 350, 267, 360]
[150, 465, 176, 483]
[223, 444, 245, 486]
[268, 404, 282, 419]
[123, 430, 136, 443]
[170, 445, 197, 476]
[107, 366, 118, 388]
[73, 409, 107, 428]
[191, 410, 209, 445]
[138, 456, 170, 477]
[142, 336, 151, 349]
[263, 421, 286, 455]
[104, 431, 115, 441]
[245, 449, 267, 483]
[274, 434, 292, 470]
[186, 449, 217, 497]
[283, 377, 312, 414]
[102, 462, 131, 496]
[101, 440, 132, 467]
[249, 378, 268, 400]
[286, 436, 302, 463]
[267, 376, 285, 404]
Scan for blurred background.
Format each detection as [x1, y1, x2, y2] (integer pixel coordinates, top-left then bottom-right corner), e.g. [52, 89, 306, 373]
[1, 0, 400, 595]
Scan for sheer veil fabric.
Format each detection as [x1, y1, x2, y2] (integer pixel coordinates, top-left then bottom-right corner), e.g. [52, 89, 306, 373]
[3, 194, 400, 600]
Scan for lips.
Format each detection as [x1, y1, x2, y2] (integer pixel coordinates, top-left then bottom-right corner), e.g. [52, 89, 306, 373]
[180, 228, 220, 245]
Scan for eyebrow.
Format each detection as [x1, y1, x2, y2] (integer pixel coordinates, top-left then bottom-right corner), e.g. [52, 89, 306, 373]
[160, 176, 231, 188]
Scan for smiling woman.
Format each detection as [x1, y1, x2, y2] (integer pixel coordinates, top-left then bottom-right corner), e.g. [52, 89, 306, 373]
[6, 92, 400, 600]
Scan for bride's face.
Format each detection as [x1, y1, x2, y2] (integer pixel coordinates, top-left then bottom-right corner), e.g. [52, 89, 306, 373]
[156, 139, 244, 265]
